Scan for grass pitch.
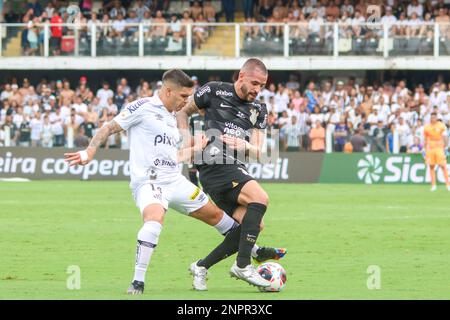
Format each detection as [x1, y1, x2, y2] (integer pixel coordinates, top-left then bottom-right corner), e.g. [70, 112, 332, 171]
[0, 181, 449, 299]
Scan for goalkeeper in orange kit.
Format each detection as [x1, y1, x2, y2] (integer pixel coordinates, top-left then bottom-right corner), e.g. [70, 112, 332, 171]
[423, 113, 450, 191]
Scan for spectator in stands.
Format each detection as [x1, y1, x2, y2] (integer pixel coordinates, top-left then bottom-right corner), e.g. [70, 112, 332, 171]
[30, 111, 43, 147]
[96, 81, 114, 108]
[397, 116, 410, 152]
[190, 1, 203, 20]
[351, 9, 365, 38]
[222, 0, 235, 22]
[309, 120, 326, 152]
[407, 136, 423, 154]
[152, 10, 168, 38]
[407, 0, 424, 18]
[372, 120, 387, 152]
[110, 0, 127, 19]
[406, 12, 422, 38]
[74, 125, 90, 148]
[308, 10, 324, 38]
[333, 115, 349, 152]
[41, 115, 54, 148]
[203, 1, 216, 22]
[167, 14, 182, 44]
[350, 127, 367, 152]
[259, 0, 274, 22]
[61, 81, 75, 107]
[193, 13, 208, 49]
[265, 10, 284, 38]
[112, 13, 126, 38]
[381, 6, 398, 36]
[114, 79, 128, 97]
[133, 0, 151, 21]
[282, 115, 302, 152]
[50, 10, 63, 56]
[243, 0, 255, 19]
[126, 10, 140, 39]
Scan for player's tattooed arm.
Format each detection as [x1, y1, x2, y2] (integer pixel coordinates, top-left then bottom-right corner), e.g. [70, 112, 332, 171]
[176, 96, 203, 148]
[176, 96, 201, 130]
[88, 120, 123, 151]
[64, 120, 123, 166]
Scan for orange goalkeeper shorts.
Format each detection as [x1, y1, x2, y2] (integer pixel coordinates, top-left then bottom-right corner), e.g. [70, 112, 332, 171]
[426, 148, 447, 166]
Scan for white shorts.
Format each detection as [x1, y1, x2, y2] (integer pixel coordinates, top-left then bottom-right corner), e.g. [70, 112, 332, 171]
[133, 174, 209, 215]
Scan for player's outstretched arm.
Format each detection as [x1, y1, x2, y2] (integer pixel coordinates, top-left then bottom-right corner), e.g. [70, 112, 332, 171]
[64, 120, 123, 166]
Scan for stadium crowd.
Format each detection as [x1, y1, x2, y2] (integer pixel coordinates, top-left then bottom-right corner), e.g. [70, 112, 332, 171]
[0, 74, 449, 153]
[2, 1, 450, 56]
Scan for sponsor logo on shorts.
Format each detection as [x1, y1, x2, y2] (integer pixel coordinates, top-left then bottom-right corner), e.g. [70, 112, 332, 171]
[190, 187, 201, 200]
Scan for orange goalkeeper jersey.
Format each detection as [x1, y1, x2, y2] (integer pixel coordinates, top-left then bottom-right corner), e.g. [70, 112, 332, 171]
[424, 122, 446, 150]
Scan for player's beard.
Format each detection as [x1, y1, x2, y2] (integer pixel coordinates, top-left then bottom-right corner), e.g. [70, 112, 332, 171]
[241, 84, 256, 102]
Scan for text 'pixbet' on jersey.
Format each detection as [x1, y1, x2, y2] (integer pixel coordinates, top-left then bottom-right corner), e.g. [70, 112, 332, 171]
[154, 133, 176, 146]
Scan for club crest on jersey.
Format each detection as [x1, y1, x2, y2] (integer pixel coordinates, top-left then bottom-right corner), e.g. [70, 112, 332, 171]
[250, 108, 259, 125]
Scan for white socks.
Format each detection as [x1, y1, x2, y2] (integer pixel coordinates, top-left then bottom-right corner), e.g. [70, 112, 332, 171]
[251, 244, 260, 258]
[213, 212, 261, 258]
[133, 221, 162, 283]
[214, 211, 238, 235]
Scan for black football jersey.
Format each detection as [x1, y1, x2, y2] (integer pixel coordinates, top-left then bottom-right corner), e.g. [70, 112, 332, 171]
[193, 81, 268, 165]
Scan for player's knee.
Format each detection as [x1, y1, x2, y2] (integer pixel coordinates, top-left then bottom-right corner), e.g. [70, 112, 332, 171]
[256, 191, 269, 207]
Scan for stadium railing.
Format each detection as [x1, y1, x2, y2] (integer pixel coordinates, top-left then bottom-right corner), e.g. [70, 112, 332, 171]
[1, 22, 450, 58]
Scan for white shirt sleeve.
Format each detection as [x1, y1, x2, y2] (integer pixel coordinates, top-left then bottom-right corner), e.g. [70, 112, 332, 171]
[113, 99, 146, 130]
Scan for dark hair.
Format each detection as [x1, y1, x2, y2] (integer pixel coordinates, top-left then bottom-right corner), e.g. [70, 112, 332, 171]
[162, 69, 194, 88]
[431, 112, 438, 117]
[241, 58, 268, 75]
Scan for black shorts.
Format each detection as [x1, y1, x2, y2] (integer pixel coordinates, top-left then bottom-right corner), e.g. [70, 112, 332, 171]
[198, 164, 254, 216]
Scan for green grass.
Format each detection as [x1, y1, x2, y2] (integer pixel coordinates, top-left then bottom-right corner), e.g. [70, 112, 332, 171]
[0, 181, 449, 300]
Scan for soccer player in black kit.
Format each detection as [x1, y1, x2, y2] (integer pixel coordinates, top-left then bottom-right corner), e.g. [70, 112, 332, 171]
[177, 59, 286, 289]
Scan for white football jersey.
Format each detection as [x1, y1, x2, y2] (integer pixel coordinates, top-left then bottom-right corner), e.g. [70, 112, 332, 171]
[114, 95, 180, 191]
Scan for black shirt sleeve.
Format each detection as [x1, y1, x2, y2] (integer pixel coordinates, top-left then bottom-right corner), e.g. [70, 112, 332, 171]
[193, 81, 217, 110]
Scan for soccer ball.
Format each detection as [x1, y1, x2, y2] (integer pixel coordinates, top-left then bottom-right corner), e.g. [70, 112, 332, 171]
[257, 262, 287, 292]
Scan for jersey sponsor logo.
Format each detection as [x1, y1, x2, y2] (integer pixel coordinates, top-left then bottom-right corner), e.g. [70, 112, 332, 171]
[216, 90, 233, 97]
[196, 85, 211, 98]
[126, 98, 148, 114]
[250, 108, 259, 125]
[220, 103, 233, 108]
[153, 159, 177, 168]
[236, 111, 246, 119]
[224, 122, 250, 137]
[154, 133, 177, 146]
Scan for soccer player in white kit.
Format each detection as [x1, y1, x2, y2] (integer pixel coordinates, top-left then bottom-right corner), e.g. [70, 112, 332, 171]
[64, 70, 270, 294]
